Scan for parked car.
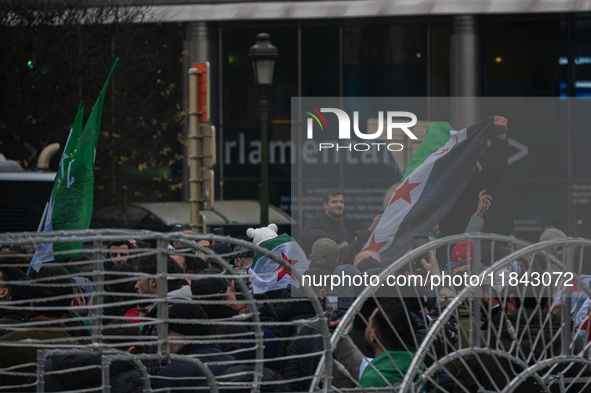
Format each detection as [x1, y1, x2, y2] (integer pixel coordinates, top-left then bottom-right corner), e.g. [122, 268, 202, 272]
[92, 201, 293, 237]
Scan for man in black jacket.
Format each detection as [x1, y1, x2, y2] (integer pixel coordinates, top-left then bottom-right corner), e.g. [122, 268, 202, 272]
[152, 303, 234, 391]
[301, 188, 348, 254]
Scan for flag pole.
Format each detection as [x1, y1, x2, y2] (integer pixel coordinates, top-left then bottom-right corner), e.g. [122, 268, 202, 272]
[37, 202, 49, 232]
[27, 201, 49, 276]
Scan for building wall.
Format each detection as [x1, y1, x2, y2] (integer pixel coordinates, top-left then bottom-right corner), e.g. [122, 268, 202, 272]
[213, 13, 591, 240]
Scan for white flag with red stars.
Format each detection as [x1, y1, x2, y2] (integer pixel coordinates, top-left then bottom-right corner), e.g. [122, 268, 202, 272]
[363, 117, 496, 264]
[249, 233, 310, 294]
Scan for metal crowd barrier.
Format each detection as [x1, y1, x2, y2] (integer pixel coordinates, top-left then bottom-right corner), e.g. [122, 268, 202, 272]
[402, 238, 591, 393]
[320, 234, 591, 393]
[0, 229, 331, 393]
[2, 230, 591, 393]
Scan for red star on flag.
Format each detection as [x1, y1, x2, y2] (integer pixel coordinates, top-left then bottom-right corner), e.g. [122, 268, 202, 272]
[274, 252, 297, 282]
[389, 178, 421, 205]
[454, 135, 459, 145]
[363, 233, 388, 253]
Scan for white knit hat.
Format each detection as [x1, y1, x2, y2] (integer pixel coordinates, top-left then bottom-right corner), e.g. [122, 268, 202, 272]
[247, 224, 278, 246]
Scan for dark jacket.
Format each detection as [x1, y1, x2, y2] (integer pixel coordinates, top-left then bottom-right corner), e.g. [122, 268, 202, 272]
[0, 308, 27, 337]
[152, 343, 234, 392]
[203, 304, 249, 352]
[253, 293, 286, 345]
[452, 310, 591, 392]
[338, 228, 372, 266]
[283, 320, 355, 392]
[26, 353, 143, 393]
[273, 286, 318, 339]
[65, 315, 92, 341]
[438, 136, 508, 239]
[0, 318, 78, 390]
[301, 213, 348, 254]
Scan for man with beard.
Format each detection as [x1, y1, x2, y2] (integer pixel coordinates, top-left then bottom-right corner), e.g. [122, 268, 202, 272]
[301, 188, 348, 254]
[333, 300, 421, 388]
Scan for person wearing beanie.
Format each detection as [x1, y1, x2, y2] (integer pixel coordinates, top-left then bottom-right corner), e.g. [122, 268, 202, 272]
[442, 241, 484, 276]
[309, 238, 339, 272]
[207, 242, 233, 271]
[311, 238, 338, 258]
[300, 188, 349, 255]
[152, 303, 234, 391]
[450, 241, 482, 264]
[539, 228, 568, 260]
[246, 223, 279, 246]
[232, 238, 255, 272]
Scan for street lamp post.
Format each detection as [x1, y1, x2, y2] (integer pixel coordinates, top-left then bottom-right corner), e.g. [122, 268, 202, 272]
[250, 33, 278, 226]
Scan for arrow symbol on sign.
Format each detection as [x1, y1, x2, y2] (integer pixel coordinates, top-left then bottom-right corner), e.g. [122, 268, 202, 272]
[486, 137, 528, 166]
[507, 137, 528, 165]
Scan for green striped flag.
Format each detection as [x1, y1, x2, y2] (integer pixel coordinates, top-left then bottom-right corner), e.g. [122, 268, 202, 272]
[249, 233, 310, 294]
[31, 59, 119, 272]
[400, 122, 455, 182]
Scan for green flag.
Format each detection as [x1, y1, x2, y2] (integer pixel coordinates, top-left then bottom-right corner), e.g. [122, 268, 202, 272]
[31, 59, 119, 271]
[400, 122, 455, 183]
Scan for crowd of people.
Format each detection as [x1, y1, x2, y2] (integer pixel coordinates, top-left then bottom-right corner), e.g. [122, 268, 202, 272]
[1, 119, 591, 392]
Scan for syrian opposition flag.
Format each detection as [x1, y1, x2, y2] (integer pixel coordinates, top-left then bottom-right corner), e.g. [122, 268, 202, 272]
[249, 233, 310, 294]
[30, 59, 119, 273]
[362, 117, 496, 264]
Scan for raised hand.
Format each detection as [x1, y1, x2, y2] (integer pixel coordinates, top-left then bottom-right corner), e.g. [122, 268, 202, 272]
[476, 190, 492, 217]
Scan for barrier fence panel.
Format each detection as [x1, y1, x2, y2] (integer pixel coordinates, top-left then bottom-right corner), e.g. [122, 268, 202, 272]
[401, 238, 591, 393]
[4, 230, 591, 393]
[0, 230, 331, 393]
[314, 233, 580, 393]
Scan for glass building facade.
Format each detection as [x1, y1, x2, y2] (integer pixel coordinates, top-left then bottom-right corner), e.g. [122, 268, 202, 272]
[214, 13, 591, 241]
